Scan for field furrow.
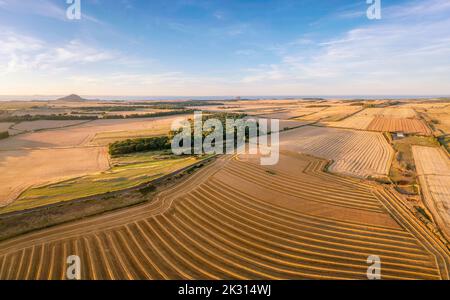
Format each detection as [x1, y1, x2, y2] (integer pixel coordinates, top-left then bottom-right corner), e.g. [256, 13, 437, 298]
[0, 152, 447, 280]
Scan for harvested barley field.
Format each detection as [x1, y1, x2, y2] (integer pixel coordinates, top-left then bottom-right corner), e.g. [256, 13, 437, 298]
[0, 115, 191, 206]
[0, 154, 198, 214]
[413, 146, 450, 241]
[296, 106, 362, 122]
[326, 107, 421, 131]
[279, 126, 393, 178]
[326, 115, 374, 130]
[0, 153, 448, 280]
[11, 120, 90, 132]
[379, 108, 417, 118]
[0, 147, 109, 207]
[0, 115, 190, 150]
[421, 106, 450, 134]
[367, 117, 432, 135]
[324, 108, 389, 130]
[257, 107, 325, 120]
[0, 123, 13, 133]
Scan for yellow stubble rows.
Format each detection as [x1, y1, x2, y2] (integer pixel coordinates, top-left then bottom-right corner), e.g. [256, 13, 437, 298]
[0, 154, 448, 280]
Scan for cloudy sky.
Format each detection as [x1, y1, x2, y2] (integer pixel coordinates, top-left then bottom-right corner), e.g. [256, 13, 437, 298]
[0, 0, 449, 96]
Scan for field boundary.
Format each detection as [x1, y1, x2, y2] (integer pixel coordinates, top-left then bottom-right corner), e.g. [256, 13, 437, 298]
[375, 187, 450, 279]
[0, 155, 217, 241]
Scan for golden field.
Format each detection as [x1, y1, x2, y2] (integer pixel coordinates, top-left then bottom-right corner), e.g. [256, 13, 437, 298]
[0, 98, 449, 280]
[1, 153, 449, 279]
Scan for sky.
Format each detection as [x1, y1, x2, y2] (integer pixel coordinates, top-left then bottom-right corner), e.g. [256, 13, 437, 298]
[0, 0, 449, 97]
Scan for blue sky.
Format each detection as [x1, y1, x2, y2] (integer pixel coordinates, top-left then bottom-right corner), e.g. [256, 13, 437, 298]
[0, 0, 449, 96]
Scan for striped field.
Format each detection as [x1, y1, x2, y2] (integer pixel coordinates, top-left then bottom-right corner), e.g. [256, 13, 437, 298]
[0, 154, 448, 280]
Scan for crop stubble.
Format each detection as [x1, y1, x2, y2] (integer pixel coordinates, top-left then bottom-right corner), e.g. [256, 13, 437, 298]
[0, 153, 448, 280]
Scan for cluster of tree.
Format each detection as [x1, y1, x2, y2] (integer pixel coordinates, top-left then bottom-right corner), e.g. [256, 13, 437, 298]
[146, 101, 223, 110]
[0, 109, 196, 123]
[103, 109, 195, 119]
[349, 102, 366, 106]
[303, 98, 325, 101]
[0, 114, 97, 122]
[77, 106, 150, 112]
[439, 136, 450, 153]
[109, 136, 171, 156]
[306, 104, 331, 108]
[169, 113, 261, 153]
[0, 131, 9, 140]
[109, 113, 254, 156]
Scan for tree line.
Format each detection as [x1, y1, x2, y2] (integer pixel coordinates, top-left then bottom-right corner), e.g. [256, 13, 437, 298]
[0, 109, 195, 123]
[0, 131, 9, 140]
[109, 136, 171, 156]
[108, 113, 260, 156]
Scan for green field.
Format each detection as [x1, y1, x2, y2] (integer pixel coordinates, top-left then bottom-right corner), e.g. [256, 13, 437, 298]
[0, 151, 202, 214]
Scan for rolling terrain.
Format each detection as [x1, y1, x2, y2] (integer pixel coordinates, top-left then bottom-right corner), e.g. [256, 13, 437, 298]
[0, 98, 449, 281]
[0, 152, 449, 280]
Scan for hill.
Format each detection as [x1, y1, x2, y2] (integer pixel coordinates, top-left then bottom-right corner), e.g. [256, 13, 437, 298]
[55, 94, 89, 102]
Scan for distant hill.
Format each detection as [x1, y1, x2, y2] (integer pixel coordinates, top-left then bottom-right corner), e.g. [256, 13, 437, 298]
[55, 94, 89, 102]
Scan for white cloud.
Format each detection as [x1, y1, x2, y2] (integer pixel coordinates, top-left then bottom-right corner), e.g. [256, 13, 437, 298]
[2, 0, 450, 96]
[237, 0, 450, 94]
[0, 29, 125, 75]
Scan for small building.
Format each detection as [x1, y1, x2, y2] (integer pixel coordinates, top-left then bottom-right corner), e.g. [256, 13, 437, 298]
[394, 132, 405, 139]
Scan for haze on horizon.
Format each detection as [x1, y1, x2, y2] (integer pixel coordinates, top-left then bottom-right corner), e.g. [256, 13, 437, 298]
[1, 0, 450, 96]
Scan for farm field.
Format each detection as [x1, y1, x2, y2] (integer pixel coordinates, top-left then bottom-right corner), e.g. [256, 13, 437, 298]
[256, 107, 324, 120]
[0, 115, 190, 150]
[11, 120, 90, 133]
[0, 147, 110, 207]
[0, 98, 449, 281]
[295, 105, 362, 122]
[325, 106, 434, 132]
[389, 135, 440, 188]
[413, 146, 450, 241]
[0, 153, 448, 280]
[0, 101, 48, 110]
[324, 107, 391, 130]
[378, 108, 417, 118]
[0, 152, 199, 214]
[279, 126, 393, 178]
[0, 114, 192, 207]
[421, 106, 450, 134]
[0, 123, 13, 133]
[367, 117, 432, 135]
